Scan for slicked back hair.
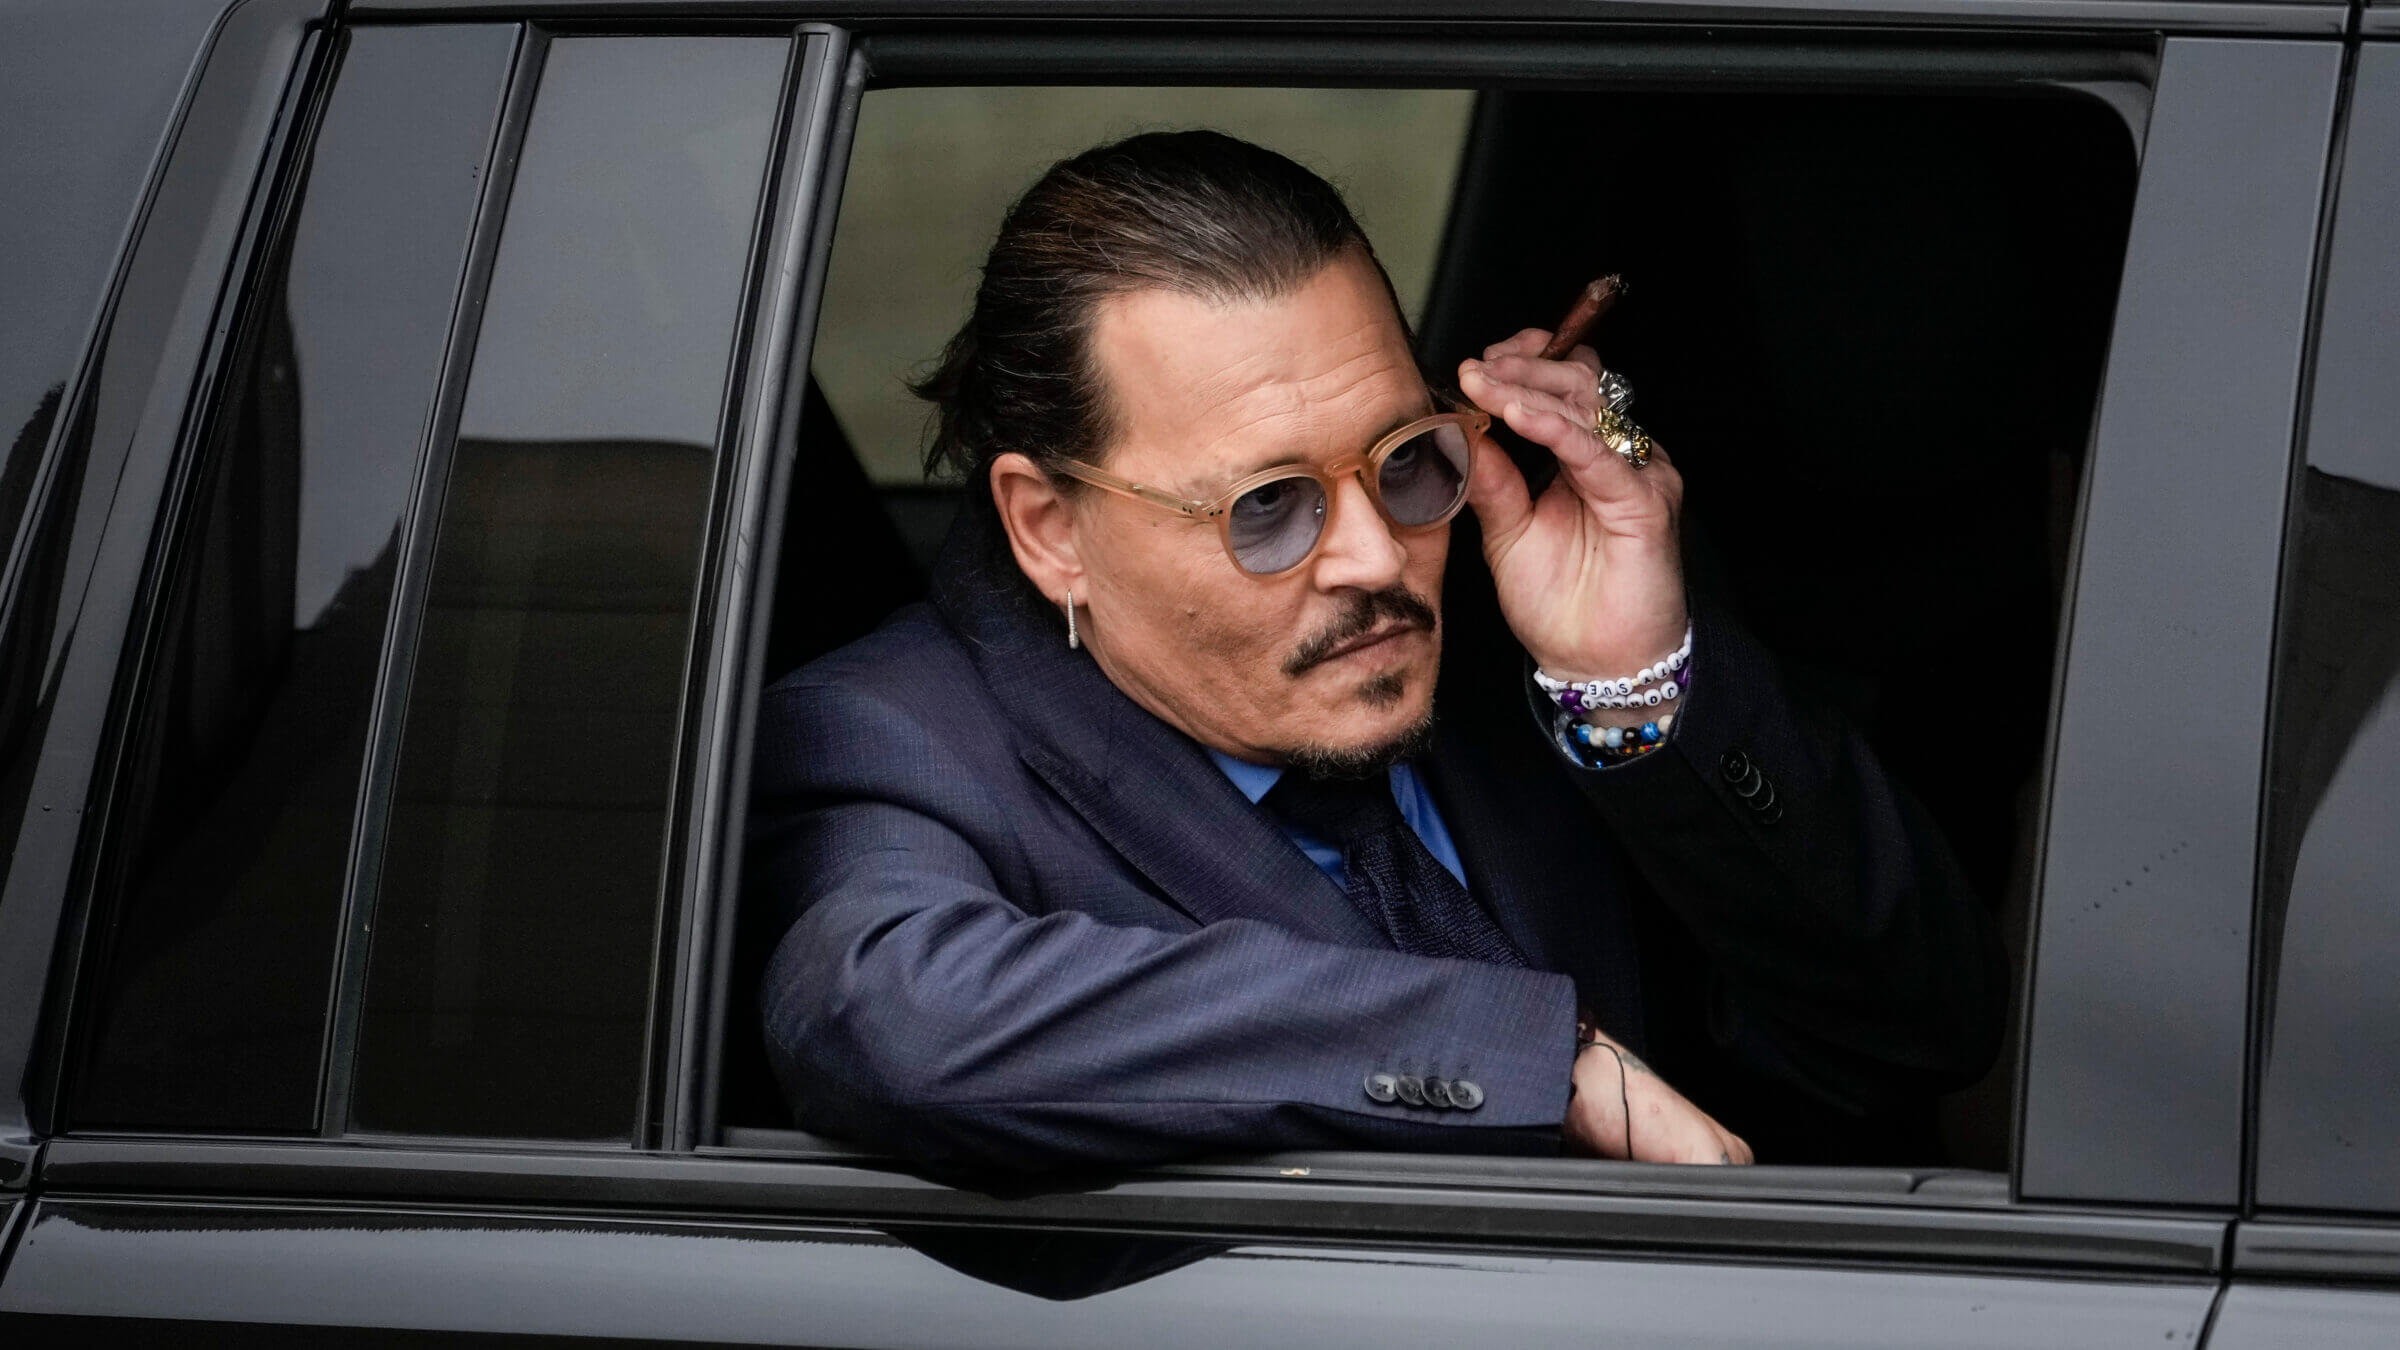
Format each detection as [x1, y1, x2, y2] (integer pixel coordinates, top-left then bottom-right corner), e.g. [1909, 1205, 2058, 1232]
[911, 130, 1414, 511]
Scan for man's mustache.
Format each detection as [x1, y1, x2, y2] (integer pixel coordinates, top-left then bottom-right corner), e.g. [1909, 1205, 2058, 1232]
[1284, 587, 1439, 676]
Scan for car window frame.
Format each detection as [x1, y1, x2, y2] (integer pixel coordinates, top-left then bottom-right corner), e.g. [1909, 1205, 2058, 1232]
[686, 19, 2257, 1254]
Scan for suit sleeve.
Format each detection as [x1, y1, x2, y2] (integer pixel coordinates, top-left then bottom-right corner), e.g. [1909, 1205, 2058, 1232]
[750, 676, 1581, 1173]
[1557, 606, 2010, 1119]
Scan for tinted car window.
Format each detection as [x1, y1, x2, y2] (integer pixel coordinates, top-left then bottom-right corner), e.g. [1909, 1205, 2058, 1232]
[351, 34, 785, 1141]
[2255, 42, 2400, 1214]
[0, 0, 225, 576]
[67, 25, 515, 1131]
[0, 0, 239, 915]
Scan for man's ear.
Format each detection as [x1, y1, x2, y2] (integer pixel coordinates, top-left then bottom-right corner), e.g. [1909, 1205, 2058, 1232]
[990, 452, 1084, 606]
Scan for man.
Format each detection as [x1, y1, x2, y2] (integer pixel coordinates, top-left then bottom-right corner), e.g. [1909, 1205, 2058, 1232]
[750, 131, 2004, 1171]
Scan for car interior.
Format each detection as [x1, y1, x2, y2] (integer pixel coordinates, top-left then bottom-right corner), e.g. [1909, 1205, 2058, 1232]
[718, 79, 2141, 1176]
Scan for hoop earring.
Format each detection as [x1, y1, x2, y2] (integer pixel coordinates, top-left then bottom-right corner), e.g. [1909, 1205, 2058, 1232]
[1065, 589, 1079, 650]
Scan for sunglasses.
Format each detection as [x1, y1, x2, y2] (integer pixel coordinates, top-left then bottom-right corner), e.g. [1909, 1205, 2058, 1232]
[1052, 404, 1489, 577]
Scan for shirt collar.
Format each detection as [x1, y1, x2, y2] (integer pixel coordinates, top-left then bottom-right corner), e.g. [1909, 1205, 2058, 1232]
[1207, 750, 1285, 804]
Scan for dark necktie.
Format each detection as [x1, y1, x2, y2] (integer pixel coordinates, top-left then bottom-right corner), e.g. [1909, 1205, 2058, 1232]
[1262, 770, 1528, 968]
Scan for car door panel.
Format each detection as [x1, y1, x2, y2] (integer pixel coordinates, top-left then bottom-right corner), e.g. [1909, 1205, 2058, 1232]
[2207, 1283, 2400, 1349]
[2209, 34, 2400, 1350]
[1, 1195, 2219, 1348]
[2251, 37, 2400, 1218]
[2019, 35, 2343, 1209]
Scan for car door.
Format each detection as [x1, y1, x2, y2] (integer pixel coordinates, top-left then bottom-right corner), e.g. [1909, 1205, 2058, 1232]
[0, 1, 2348, 1343]
[2207, 34, 2400, 1350]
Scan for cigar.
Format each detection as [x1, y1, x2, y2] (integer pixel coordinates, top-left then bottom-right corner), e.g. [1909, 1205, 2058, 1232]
[1538, 275, 1625, 361]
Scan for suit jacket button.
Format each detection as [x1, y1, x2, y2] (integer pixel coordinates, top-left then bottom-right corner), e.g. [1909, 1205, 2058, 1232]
[1423, 1077, 1455, 1109]
[1720, 748, 1752, 782]
[1395, 1075, 1427, 1106]
[1364, 1072, 1400, 1104]
[1448, 1079, 1485, 1111]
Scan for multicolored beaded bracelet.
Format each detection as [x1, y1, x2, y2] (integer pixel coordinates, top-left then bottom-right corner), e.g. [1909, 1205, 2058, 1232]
[1573, 713, 1675, 763]
[1546, 648, 1695, 769]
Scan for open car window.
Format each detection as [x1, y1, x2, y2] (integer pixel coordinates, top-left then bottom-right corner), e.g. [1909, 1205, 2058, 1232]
[730, 67, 2143, 1179]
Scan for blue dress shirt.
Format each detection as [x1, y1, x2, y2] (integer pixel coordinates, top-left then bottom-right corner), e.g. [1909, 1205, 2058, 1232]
[1209, 751, 1469, 889]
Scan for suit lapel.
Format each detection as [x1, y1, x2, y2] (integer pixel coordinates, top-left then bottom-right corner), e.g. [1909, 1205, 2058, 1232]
[933, 516, 1378, 949]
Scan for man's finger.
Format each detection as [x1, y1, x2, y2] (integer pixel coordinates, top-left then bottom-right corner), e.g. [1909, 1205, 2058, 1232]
[1459, 361, 1575, 427]
[1462, 366, 1596, 451]
[1496, 398, 1650, 498]
[1474, 353, 1606, 404]
[1460, 425, 1532, 546]
[1482, 328, 1552, 362]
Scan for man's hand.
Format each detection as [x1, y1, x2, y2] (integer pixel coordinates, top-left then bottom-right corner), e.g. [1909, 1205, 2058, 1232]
[1565, 1030, 1754, 1165]
[1457, 331, 1688, 685]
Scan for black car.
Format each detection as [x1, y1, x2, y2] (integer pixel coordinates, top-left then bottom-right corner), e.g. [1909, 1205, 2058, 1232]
[1, 0, 2396, 1342]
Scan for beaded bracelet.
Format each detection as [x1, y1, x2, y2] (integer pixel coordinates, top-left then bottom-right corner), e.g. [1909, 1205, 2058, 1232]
[1572, 713, 1676, 763]
[1534, 627, 1694, 713]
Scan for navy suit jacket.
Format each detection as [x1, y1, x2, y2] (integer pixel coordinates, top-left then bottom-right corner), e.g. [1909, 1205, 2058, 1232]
[750, 508, 2006, 1171]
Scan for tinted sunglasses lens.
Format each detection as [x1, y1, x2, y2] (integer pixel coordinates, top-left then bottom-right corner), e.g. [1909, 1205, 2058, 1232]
[1376, 421, 1472, 526]
[1226, 474, 1328, 574]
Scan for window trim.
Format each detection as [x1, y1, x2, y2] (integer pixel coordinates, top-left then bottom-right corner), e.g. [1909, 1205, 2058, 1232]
[694, 19, 2179, 1221]
[668, 24, 859, 1155]
[856, 27, 2158, 147]
[317, 19, 541, 1141]
[344, 0, 2347, 41]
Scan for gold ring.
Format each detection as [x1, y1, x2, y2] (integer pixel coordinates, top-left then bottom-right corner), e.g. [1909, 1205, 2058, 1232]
[1591, 406, 1654, 470]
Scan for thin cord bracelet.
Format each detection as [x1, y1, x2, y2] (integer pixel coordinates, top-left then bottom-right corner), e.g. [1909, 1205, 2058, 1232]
[1574, 1034, 1635, 1161]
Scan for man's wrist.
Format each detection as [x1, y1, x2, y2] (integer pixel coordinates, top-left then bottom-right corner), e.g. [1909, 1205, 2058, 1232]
[1520, 588, 1690, 683]
[1532, 626, 1691, 711]
[1528, 629, 1695, 769]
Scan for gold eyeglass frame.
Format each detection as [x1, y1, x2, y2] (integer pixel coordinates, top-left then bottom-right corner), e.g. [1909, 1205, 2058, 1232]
[1050, 404, 1491, 578]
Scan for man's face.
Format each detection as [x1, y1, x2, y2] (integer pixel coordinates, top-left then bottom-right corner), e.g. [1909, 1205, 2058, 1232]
[1070, 250, 1451, 770]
